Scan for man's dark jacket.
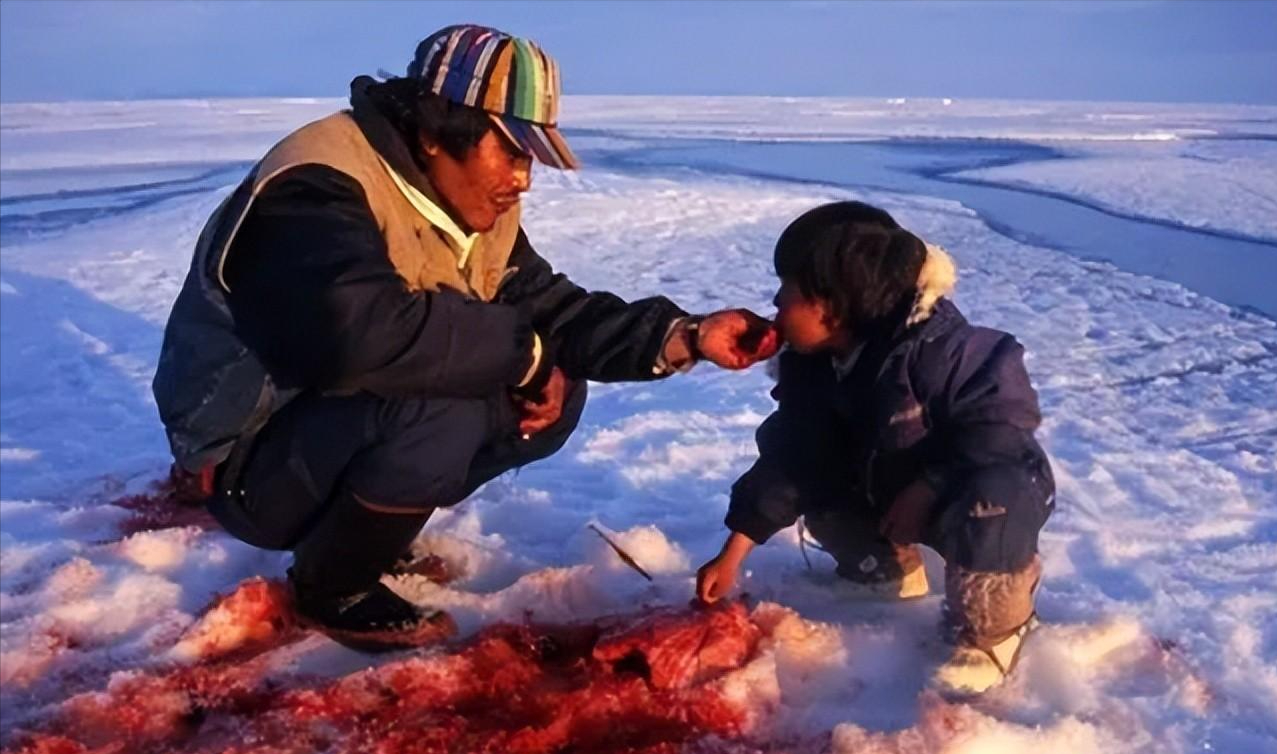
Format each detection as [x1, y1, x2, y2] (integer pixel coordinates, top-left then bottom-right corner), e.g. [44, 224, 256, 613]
[153, 80, 684, 472]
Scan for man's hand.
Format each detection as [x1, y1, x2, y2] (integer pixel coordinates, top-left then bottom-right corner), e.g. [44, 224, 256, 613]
[878, 479, 940, 544]
[697, 309, 782, 370]
[513, 366, 569, 438]
[695, 531, 757, 604]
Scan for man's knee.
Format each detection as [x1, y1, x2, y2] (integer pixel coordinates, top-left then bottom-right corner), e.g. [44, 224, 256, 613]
[346, 396, 492, 510]
[931, 463, 1054, 573]
[211, 392, 379, 550]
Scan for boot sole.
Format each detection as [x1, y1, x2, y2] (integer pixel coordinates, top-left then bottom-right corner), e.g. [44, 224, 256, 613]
[301, 612, 459, 653]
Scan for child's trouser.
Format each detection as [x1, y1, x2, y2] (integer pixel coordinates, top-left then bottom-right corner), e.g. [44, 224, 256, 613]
[805, 463, 1052, 646]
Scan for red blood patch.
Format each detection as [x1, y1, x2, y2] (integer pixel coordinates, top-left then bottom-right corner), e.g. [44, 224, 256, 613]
[169, 578, 299, 664]
[6, 599, 766, 754]
[392, 553, 458, 585]
[593, 602, 761, 689]
[113, 469, 219, 537]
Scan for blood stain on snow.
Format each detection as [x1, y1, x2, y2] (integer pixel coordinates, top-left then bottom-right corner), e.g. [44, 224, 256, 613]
[167, 577, 300, 664]
[593, 602, 761, 690]
[112, 472, 220, 538]
[5, 597, 770, 754]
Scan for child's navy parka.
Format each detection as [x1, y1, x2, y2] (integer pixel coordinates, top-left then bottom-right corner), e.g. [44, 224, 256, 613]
[725, 290, 1055, 574]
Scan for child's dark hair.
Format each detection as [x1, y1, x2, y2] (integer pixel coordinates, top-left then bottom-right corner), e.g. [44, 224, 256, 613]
[362, 76, 493, 161]
[774, 201, 927, 333]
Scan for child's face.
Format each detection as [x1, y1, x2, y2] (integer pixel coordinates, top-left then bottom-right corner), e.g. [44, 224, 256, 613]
[773, 278, 846, 354]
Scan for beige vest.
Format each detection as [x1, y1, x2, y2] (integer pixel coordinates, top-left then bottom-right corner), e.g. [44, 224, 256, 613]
[215, 112, 519, 301]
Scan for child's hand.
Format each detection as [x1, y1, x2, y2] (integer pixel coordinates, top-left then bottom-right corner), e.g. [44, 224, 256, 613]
[696, 555, 740, 604]
[695, 532, 756, 603]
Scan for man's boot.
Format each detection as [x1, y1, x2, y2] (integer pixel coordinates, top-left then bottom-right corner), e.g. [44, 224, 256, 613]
[932, 555, 1041, 695]
[288, 486, 456, 651]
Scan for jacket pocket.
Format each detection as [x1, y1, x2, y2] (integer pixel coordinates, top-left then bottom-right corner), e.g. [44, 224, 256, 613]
[877, 390, 930, 453]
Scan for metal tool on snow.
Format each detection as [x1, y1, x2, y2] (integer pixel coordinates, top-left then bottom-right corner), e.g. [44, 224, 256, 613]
[588, 523, 654, 581]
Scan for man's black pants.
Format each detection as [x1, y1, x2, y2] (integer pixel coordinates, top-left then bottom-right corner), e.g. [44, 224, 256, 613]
[208, 381, 588, 552]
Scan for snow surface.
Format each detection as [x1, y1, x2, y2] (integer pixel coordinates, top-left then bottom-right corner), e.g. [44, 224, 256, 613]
[2, 97, 1276, 752]
[566, 96, 1277, 244]
[956, 138, 1277, 242]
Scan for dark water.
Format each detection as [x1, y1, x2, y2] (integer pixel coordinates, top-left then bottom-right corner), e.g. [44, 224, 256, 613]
[581, 135, 1277, 320]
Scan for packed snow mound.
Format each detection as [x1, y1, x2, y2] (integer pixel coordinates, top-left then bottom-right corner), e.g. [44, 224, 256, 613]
[586, 522, 693, 576]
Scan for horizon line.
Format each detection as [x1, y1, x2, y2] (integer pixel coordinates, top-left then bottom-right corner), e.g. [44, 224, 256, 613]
[3, 92, 1275, 110]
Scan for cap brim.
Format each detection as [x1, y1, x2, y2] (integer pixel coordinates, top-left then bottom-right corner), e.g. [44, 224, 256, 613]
[490, 114, 580, 171]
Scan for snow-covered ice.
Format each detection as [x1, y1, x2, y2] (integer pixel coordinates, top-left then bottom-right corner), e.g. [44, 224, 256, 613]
[956, 138, 1277, 242]
[2, 97, 1275, 751]
[565, 95, 1277, 244]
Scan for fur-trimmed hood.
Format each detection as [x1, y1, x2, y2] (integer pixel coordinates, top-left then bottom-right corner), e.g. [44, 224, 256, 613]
[765, 241, 959, 381]
[907, 243, 957, 327]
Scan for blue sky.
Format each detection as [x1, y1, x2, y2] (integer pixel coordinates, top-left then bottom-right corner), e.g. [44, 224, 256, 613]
[1, 0, 1274, 104]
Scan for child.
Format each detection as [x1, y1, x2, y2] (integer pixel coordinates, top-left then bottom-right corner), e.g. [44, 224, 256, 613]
[695, 201, 1054, 695]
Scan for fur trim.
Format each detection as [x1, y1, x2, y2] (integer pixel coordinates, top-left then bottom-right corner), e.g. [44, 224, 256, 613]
[944, 555, 1041, 648]
[907, 243, 957, 326]
[765, 240, 957, 380]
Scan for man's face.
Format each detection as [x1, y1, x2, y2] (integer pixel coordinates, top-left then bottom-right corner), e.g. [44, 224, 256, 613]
[421, 128, 532, 233]
[773, 277, 845, 354]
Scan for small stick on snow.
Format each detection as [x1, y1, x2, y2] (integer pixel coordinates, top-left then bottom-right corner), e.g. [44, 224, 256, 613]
[797, 519, 814, 572]
[588, 523, 654, 582]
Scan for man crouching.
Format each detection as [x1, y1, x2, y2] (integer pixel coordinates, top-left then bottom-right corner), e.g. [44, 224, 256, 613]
[153, 25, 777, 651]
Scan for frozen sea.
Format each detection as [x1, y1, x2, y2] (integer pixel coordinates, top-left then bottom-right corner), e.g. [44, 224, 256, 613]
[1, 96, 1275, 752]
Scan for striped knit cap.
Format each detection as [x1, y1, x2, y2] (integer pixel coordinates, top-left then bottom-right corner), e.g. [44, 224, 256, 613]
[408, 25, 579, 170]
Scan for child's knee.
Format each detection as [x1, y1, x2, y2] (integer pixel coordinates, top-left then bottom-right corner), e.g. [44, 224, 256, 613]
[932, 463, 1054, 573]
[804, 508, 922, 581]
